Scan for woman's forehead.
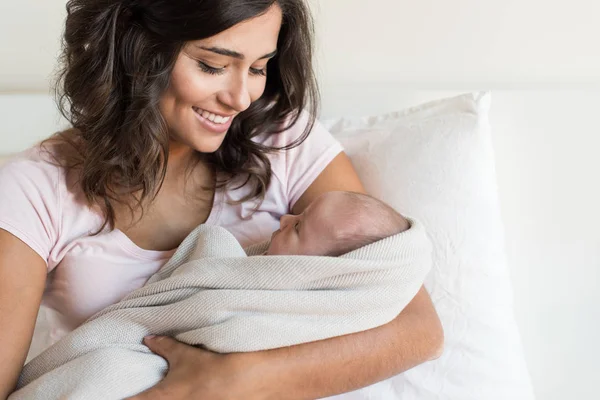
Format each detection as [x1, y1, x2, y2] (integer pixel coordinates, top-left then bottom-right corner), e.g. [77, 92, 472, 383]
[189, 5, 282, 58]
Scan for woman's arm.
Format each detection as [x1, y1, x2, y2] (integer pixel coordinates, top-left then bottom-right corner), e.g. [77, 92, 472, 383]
[0, 229, 47, 399]
[241, 286, 442, 400]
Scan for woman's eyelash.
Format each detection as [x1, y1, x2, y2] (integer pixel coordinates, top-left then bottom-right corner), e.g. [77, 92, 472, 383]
[250, 67, 267, 77]
[197, 61, 225, 75]
[197, 60, 266, 77]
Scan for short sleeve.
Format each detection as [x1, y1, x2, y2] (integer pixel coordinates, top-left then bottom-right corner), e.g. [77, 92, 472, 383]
[264, 112, 343, 210]
[0, 153, 61, 266]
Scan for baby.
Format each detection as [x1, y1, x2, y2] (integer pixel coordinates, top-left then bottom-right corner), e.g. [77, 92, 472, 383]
[266, 191, 411, 256]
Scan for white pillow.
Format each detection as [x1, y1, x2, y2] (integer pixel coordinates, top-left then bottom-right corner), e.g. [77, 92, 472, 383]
[322, 92, 535, 400]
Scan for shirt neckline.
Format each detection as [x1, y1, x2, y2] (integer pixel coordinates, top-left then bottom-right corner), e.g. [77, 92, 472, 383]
[108, 183, 224, 259]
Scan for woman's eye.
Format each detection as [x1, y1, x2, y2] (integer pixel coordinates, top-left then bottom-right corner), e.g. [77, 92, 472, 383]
[294, 222, 300, 232]
[250, 67, 267, 77]
[197, 61, 225, 76]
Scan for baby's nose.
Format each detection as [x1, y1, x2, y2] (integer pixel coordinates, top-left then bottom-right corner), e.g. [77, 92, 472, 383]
[280, 214, 295, 229]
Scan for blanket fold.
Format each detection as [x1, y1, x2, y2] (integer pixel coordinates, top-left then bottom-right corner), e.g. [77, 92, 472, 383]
[11, 219, 431, 400]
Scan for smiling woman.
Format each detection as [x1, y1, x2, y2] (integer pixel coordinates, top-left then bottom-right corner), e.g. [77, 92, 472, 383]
[49, 0, 319, 231]
[160, 9, 282, 152]
[0, 1, 443, 399]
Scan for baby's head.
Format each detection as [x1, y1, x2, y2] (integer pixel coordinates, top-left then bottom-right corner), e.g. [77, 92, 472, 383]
[266, 191, 410, 256]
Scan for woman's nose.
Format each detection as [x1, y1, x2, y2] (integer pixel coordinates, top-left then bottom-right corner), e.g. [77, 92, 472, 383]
[218, 74, 251, 112]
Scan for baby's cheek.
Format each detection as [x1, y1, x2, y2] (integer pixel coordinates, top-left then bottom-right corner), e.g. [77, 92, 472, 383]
[318, 238, 345, 257]
[265, 239, 288, 256]
[264, 243, 275, 255]
[298, 241, 327, 257]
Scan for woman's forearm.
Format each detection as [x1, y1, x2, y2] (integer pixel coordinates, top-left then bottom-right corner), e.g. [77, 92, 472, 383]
[241, 286, 443, 400]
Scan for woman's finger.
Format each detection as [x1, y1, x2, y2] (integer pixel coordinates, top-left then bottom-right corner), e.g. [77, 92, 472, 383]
[143, 336, 183, 363]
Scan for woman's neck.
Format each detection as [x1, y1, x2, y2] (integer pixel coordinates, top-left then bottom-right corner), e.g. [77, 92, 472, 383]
[168, 139, 195, 164]
[164, 141, 215, 194]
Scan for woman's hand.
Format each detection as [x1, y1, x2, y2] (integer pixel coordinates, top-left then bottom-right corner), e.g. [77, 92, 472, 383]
[126, 336, 264, 400]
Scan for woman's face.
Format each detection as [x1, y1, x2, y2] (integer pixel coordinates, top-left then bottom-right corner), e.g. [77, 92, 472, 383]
[159, 5, 282, 154]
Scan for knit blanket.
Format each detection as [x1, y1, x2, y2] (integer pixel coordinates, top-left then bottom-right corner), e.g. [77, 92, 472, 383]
[11, 221, 432, 400]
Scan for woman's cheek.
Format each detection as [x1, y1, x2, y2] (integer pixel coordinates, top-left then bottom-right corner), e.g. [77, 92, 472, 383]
[182, 74, 216, 103]
[248, 78, 267, 102]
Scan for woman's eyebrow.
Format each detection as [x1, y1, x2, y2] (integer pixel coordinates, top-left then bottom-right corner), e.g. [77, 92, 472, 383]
[196, 45, 277, 60]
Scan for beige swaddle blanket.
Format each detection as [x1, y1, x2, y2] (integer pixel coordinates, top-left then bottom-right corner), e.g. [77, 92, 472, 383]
[11, 221, 431, 400]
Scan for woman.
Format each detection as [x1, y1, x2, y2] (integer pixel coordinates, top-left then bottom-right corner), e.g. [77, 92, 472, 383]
[0, 0, 443, 399]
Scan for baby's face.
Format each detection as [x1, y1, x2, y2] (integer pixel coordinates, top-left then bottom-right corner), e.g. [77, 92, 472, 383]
[266, 193, 343, 256]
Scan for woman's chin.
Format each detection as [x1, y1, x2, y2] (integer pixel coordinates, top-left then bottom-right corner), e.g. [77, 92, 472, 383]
[192, 137, 226, 154]
[195, 145, 221, 154]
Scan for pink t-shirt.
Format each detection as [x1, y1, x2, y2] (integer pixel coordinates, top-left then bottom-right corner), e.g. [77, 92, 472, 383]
[0, 113, 343, 338]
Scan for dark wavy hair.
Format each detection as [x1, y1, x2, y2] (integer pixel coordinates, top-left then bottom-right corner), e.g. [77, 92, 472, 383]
[45, 0, 319, 230]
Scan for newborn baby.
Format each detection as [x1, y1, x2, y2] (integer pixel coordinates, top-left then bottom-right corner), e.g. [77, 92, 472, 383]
[266, 191, 411, 256]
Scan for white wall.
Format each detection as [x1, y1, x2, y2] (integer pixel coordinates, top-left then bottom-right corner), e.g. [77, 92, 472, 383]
[488, 91, 600, 400]
[310, 0, 600, 87]
[0, 0, 66, 92]
[2, 0, 600, 91]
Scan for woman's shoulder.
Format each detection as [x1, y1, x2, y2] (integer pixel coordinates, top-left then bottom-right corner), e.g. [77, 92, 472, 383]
[0, 143, 90, 215]
[254, 111, 343, 172]
[0, 145, 67, 263]
[0, 145, 64, 186]
[250, 110, 344, 208]
[0, 143, 102, 265]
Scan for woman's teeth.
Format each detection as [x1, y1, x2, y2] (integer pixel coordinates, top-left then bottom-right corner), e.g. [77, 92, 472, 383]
[194, 108, 231, 125]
